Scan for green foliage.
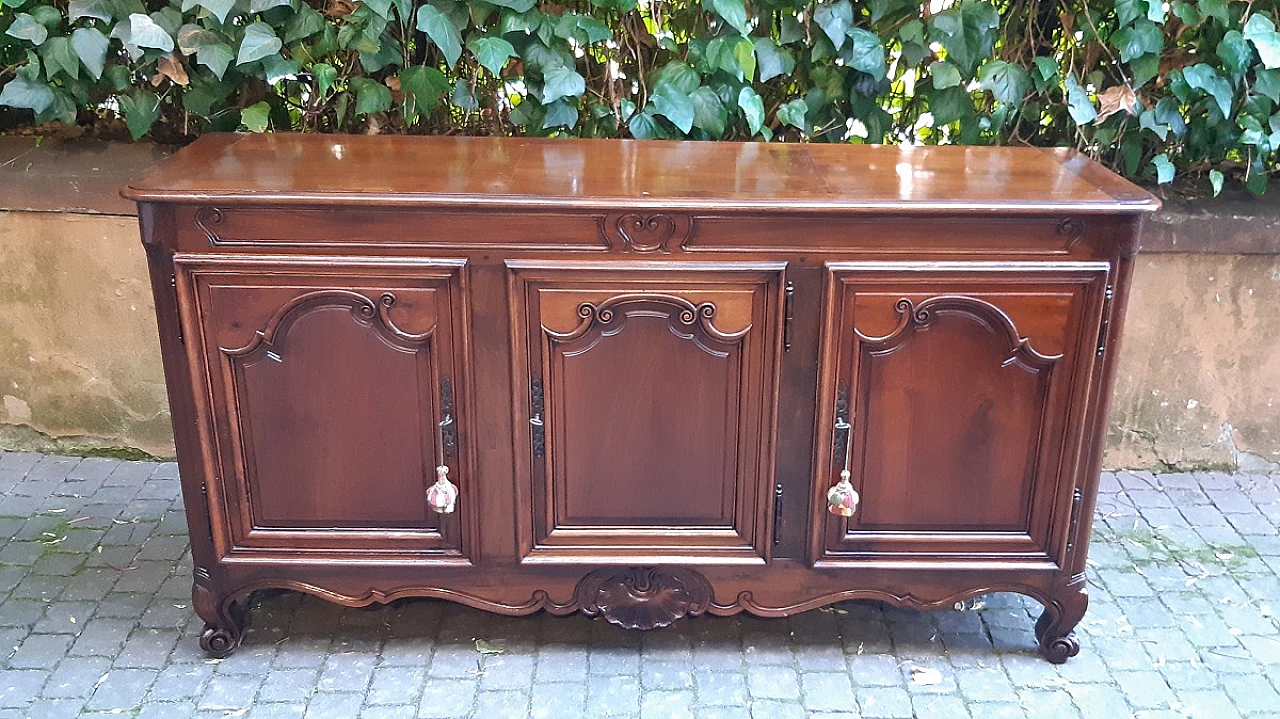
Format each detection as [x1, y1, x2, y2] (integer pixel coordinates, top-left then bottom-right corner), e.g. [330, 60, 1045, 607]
[2, 0, 1279, 192]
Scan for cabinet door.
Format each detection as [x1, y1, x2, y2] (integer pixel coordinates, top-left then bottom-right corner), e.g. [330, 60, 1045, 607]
[811, 262, 1111, 566]
[175, 256, 474, 562]
[508, 261, 785, 563]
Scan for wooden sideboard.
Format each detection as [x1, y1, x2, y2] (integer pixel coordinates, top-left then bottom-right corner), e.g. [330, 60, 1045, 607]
[123, 134, 1158, 663]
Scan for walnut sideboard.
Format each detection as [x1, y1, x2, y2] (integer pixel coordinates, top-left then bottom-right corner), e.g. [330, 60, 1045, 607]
[123, 133, 1158, 662]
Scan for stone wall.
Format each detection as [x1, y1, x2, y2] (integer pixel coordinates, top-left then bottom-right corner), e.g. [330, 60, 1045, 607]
[1, 137, 1277, 470]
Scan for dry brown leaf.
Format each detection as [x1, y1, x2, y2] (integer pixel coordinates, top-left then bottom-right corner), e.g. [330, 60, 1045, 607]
[1095, 85, 1138, 123]
[155, 53, 190, 87]
[326, 0, 356, 17]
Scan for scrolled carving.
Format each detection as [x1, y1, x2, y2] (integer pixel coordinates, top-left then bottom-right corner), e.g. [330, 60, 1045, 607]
[575, 567, 714, 630]
[864, 296, 1062, 369]
[220, 289, 434, 357]
[192, 581, 245, 658]
[194, 207, 225, 244]
[599, 213, 693, 253]
[551, 293, 739, 346]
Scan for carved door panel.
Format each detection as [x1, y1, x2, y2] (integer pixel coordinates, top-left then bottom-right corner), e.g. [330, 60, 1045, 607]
[508, 261, 786, 563]
[175, 256, 474, 562]
[811, 262, 1111, 566]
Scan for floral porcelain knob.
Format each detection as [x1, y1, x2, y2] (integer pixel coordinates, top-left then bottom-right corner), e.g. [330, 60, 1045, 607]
[827, 470, 860, 517]
[427, 465, 458, 514]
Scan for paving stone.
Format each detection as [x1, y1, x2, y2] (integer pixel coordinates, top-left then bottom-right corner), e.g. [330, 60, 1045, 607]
[746, 665, 800, 700]
[747, 700, 805, 719]
[480, 653, 535, 690]
[6, 634, 73, 669]
[587, 673, 641, 716]
[1219, 672, 1280, 715]
[800, 671, 856, 712]
[0, 669, 47, 708]
[148, 664, 213, 701]
[83, 667, 158, 711]
[693, 670, 746, 706]
[846, 653, 901, 687]
[257, 669, 318, 704]
[417, 677, 476, 718]
[40, 657, 112, 699]
[198, 673, 265, 711]
[913, 693, 972, 719]
[1175, 688, 1244, 719]
[366, 666, 423, 705]
[640, 689, 694, 719]
[474, 689, 530, 719]
[855, 686, 914, 718]
[529, 680, 586, 719]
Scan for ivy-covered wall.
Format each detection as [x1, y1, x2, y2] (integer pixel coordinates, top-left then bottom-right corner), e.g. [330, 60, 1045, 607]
[1, 0, 1278, 193]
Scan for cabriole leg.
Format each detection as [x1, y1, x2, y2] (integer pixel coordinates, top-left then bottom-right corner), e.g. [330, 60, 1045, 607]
[193, 581, 246, 658]
[1034, 582, 1088, 664]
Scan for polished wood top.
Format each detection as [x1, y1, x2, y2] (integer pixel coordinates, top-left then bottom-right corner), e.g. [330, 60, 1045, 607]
[123, 133, 1159, 214]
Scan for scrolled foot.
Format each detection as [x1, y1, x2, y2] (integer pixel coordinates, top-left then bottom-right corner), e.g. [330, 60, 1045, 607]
[1037, 630, 1081, 664]
[192, 579, 247, 658]
[199, 623, 241, 658]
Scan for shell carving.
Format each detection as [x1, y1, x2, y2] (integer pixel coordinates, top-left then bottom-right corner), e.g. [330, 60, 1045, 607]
[575, 567, 714, 630]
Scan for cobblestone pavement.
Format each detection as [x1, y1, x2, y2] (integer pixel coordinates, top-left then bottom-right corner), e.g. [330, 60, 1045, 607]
[1, 451, 1279, 718]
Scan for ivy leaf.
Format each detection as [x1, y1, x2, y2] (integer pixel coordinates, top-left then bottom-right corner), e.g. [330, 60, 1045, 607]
[196, 0, 237, 24]
[1256, 68, 1280, 102]
[1065, 74, 1097, 124]
[1146, 0, 1166, 23]
[284, 5, 326, 43]
[0, 77, 55, 112]
[1244, 14, 1280, 69]
[1116, 0, 1143, 25]
[1209, 169, 1224, 196]
[929, 85, 971, 124]
[467, 36, 516, 75]
[197, 43, 234, 79]
[362, 0, 394, 18]
[248, 0, 292, 12]
[654, 62, 700, 94]
[930, 60, 962, 89]
[117, 89, 160, 139]
[542, 64, 585, 103]
[709, 0, 751, 37]
[416, 4, 463, 69]
[351, 77, 392, 115]
[313, 63, 338, 97]
[129, 13, 175, 53]
[738, 86, 764, 134]
[1172, 1, 1200, 24]
[651, 85, 695, 133]
[6, 14, 49, 46]
[628, 109, 662, 139]
[487, 0, 536, 11]
[178, 25, 220, 54]
[1032, 56, 1058, 82]
[929, 1, 998, 74]
[753, 38, 795, 83]
[777, 97, 808, 130]
[1151, 153, 1175, 184]
[40, 37, 80, 81]
[978, 60, 1030, 105]
[1198, 0, 1228, 25]
[241, 100, 271, 131]
[732, 37, 755, 82]
[399, 65, 447, 113]
[1218, 30, 1252, 76]
[237, 22, 282, 65]
[845, 28, 886, 80]
[1111, 19, 1163, 63]
[691, 86, 727, 137]
[260, 54, 298, 83]
[1183, 63, 1233, 116]
[541, 98, 578, 129]
[68, 0, 115, 23]
[71, 27, 109, 80]
[813, 1, 853, 51]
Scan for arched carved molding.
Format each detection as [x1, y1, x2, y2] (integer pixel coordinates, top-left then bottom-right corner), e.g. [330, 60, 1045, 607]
[575, 567, 715, 630]
[598, 213, 694, 253]
[195, 207, 225, 244]
[219, 290, 435, 357]
[213, 578, 580, 618]
[856, 295, 1061, 370]
[545, 293, 747, 351]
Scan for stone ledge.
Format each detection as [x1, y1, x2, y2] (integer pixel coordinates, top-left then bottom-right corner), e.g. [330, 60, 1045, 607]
[1, 136, 1278, 255]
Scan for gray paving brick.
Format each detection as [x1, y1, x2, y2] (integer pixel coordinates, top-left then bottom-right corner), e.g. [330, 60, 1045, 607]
[257, 669, 317, 704]
[148, 664, 213, 701]
[198, 673, 265, 711]
[529, 681, 586, 719]
[366, 666, 423, 705]
[640, 689, 693, 719]
[0, 669, 47, 708]
[746, 665, 799, 700]
[856, 686, 914, 718]
[474, 689, 530, 719]
[1176, 688, 1244, 719]
[748, 700, 805, 719]
[801, 671, 856, 712]
[417, 677, 476, 718]
[83, 667, 158, 711]
[587, 673, 640, 717]
[1219, 672, 1280, 715]
[69, 617, 134, 656]
[6, 634, 73, 669]
[303, 691, 363, 719]
[846, 653, 901, 687]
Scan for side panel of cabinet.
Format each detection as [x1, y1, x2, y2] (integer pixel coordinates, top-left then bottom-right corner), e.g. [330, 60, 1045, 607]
[508, 261, 786, 563]
[174, 255, 476, 562]
[811, 262, 1111, 566]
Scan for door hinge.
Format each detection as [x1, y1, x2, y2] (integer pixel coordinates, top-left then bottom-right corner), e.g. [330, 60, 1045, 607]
[1065, 488, 1084, 555]
[171, 274, 184, 344]
[529, 379, 545, 459]
[1095, 284, 1114, 356]
[199, 481, 214, 543]
[772, 483, 784, 546]
[783, 281, 795, 352]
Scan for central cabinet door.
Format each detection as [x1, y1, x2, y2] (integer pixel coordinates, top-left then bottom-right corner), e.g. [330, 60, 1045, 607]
[508, 261, 786, 563]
